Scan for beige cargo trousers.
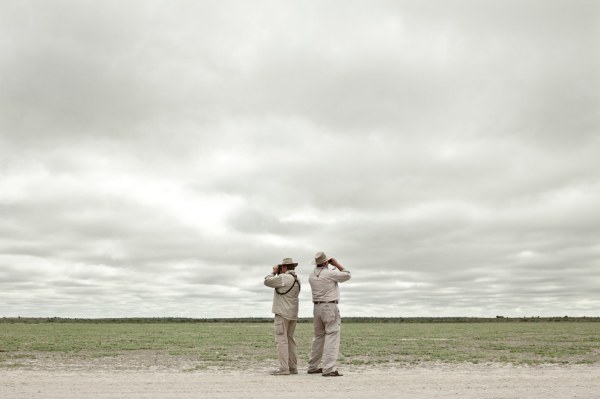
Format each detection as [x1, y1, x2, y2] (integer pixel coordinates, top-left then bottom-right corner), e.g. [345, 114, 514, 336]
[274, 314, 297, 372]
[307, 303, 341, 374]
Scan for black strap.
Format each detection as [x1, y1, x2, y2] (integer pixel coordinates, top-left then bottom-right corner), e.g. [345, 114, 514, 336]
[276, 274, 301, 295]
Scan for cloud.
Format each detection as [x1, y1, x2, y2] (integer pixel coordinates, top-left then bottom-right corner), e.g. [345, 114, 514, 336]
[1, 0, 599, 318]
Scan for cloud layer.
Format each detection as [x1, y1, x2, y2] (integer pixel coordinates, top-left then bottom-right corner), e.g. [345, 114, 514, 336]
[1, 0, 599, 318]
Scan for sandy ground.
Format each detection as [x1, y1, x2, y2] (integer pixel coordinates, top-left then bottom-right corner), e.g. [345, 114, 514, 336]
[2, 364, 599, 399]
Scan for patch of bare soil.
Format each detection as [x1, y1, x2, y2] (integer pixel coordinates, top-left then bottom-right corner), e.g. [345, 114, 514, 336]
[2, 355, 599, 398]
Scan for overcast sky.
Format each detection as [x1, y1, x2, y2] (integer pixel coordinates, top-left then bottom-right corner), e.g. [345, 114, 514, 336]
[1, 0, 599, 319]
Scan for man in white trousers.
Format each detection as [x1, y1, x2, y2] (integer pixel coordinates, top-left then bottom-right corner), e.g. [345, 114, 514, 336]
[307, 251, 351, 377]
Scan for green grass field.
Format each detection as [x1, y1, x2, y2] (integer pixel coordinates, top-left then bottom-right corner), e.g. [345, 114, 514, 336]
[1, 321, 599, 369]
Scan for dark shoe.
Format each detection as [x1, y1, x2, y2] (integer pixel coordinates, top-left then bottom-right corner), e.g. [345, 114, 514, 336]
[289, 369, 298, 375]
[322, 370, 343, 377]
[307, 368, 323, 374]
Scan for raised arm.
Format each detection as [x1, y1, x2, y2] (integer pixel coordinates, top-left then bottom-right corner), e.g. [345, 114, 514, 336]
[329, 258, 351, 282]
[265, 265, 287, 288]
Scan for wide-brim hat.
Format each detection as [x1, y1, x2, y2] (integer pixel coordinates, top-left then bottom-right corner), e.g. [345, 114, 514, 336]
[313, 251, 331, 265]
[278, 257, 298, 267]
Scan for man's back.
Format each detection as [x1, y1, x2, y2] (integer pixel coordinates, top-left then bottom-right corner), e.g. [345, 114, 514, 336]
[309, 267, 351, 302]
[265, 271, 300, 320]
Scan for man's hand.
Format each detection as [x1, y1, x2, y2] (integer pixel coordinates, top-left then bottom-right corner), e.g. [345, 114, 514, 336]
[272, 265, 279, 275]
[329, 258, 344, 271]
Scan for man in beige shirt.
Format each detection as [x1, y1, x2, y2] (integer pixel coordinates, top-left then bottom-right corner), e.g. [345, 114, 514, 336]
[264, 257, 301, 375]
[307, 251, 351, 377]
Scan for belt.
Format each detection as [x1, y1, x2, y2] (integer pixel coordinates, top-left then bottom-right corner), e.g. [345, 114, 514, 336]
[313, 300, 338, 304]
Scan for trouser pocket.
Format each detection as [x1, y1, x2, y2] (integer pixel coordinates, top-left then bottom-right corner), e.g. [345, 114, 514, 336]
[275, 319, 284, 335]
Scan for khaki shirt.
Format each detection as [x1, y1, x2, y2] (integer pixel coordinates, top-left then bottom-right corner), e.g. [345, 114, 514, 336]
[264, 271, 300, 320]
[308, 267, 351, 302]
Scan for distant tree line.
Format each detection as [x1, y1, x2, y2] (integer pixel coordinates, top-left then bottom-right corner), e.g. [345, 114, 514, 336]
[1, 316, 599, 324]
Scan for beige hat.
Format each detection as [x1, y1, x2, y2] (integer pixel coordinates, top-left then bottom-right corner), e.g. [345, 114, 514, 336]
[313, 251, 331, 265]
[278, 257, 298, 267]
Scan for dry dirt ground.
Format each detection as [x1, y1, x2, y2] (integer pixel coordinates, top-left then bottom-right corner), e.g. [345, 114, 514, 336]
[2, 361, 599, 399]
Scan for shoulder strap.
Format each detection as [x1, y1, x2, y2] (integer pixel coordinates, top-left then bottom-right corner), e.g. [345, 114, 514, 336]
[275, 274, 301, 295]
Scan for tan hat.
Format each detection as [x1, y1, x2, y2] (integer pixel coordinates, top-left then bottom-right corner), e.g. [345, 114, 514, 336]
[278, 257, 298, 267]
[313, 251, 331, 265]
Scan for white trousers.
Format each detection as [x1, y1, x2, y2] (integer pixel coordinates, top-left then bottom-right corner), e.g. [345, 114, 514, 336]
[308, 303, 341, 374]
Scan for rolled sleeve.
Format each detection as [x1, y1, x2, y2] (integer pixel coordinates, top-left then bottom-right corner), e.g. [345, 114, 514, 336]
[332, 270, 351, 283]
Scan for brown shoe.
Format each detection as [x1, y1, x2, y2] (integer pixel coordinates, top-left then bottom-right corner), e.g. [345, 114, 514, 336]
[270, 369, 290, 376]
[307, 368, 323, 374]
[322, 370, 343, 377]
